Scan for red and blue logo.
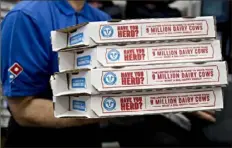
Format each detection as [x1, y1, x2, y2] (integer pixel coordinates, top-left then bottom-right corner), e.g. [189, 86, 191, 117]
[8, 63, 23, 82]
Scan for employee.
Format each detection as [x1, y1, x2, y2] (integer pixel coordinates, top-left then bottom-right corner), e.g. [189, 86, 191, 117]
[1, 0, 216, 147]
[1, 0, 111, 147]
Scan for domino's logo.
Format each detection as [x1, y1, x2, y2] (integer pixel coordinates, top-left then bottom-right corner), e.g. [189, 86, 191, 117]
[107, 49, 120, 61]
[77, 55, 91, 66]
[69, 33, 83, 45]
[72, 100, 86, 111]
[103, 97, 116, 111]
[103, 72, 117, 85]
[72, 78, 86, 88]
[101, 25, 114, 38]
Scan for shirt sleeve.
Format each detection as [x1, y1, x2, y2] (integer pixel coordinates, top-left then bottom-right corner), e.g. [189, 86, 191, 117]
[1, 11, 51, 97]
[105, 13, 112, 21]
[102, 12, 112, 21]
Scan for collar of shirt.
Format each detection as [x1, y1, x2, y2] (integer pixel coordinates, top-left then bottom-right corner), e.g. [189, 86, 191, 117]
[54, 0, 88, 16]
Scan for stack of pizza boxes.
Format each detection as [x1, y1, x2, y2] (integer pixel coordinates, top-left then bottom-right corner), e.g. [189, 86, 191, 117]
[50, 16, 228, 118]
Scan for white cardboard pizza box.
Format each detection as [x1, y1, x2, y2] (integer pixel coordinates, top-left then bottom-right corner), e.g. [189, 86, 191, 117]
[51, 16, 216, 52]
[51, 61, 228, 96]
[58, 40, 222, 72]
[53, 87, 223, 118]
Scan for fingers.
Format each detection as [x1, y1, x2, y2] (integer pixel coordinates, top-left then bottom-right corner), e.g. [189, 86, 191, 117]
[194, 111, 216, 123]
[205, 110, 216, 115]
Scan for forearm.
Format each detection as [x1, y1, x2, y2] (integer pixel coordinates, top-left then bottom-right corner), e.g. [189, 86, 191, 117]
[27, 114, 100, 129]
[8, 97, 103, 128]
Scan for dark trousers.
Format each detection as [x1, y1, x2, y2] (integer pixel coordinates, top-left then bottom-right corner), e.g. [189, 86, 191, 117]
[4, 119, 102, 148]
[101, 115, 231, 147]
[5, 115, 231, 147]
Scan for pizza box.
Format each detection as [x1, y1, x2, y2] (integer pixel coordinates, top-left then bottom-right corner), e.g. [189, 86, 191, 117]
[53, 87, 223, 118]
[58, 40, 222, 72]
[51, 61, 228, 97]
[51, 16, 216, 52]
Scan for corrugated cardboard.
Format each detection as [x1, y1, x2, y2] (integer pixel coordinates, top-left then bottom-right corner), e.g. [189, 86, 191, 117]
[53, 88, 223, 118]
[51, 62, 228, 96]
[51, 16, 216, 52]
[58, 40, 222, 72]
[51, 70, 98, 96]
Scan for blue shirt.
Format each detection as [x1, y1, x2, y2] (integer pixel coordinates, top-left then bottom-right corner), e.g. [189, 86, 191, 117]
[1, 0, 111, 97]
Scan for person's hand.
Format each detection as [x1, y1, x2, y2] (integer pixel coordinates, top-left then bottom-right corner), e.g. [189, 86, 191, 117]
[192, 110, 216, 123]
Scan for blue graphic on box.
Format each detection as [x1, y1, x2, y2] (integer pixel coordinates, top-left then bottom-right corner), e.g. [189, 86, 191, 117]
[69, 32, 83, 45]
[103, 72, 117, 85]
[77, 55, 91, 66]
[103, 97, 116, 111]
[101, 25, 114, 38]
[72, 100, 86, 111]
[107, 49, 120, 61]
[72, 78, 86, 88]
